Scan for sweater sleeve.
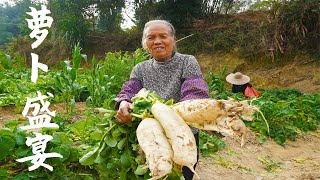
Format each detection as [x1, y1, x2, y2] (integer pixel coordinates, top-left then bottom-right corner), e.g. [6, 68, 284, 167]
[180, 54, 209, 101]
[114, 78, 143, 110]
[180, 76, 209, 102]
[182, 55, 202, 79]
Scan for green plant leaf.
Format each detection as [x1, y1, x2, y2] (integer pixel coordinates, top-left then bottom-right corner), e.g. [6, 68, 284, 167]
[54, 74, 62, 88]
[92, 56, 96, 66]
[112, 129, 122, 138]
[120, 152, 131, 168]
[117, 138, 126, 150]
[104, 135, 118, 147]
[26, 171, 47, 178]
[0, 135, 15, 160]
[0, 168, 8, 177]
[68, 148, 80, 162]
[15, 132, 27, 145]
[13, 173, 30, 180]
[94, 142, 106, 163]
[70, 68, 76, 82]
[0, 128, 14, 137]
[15, 146, 31, 157]
[72, 43, 82, 70]
[134, 165, 148, 175]
[51, 144, 71, 163]
[79, 146, 99, 165]
[99, 145, 109, 158]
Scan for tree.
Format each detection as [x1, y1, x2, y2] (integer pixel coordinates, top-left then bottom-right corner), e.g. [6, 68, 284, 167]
[0, 1, 33, 44]
[96, 0, 125, 32]
[48, 0, 90, 46]
[156, 0, 203, 29]
[134, 0, 158, 30]
[202, 0, 245, 15]
[134, 0, 203, 31]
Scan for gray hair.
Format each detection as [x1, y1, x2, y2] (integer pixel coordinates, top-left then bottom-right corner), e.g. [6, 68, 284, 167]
[141, 20, 176, 50]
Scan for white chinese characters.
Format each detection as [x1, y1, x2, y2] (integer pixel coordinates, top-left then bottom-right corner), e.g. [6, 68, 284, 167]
[16, 133, 63, 171]
[26, 5, 52, 83]
[26, 5, 53, 49]
[21, 91, 58, 130]
[17, 5, 62, 172]
[31, 53, 48, 83]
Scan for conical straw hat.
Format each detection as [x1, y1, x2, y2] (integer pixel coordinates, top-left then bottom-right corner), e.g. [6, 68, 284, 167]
[226, 72, 250, 85]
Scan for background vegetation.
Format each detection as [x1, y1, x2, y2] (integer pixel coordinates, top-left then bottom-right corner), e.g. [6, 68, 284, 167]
[0, 0, 319, 62]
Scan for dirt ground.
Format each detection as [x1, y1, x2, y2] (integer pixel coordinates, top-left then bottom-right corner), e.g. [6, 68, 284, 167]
[0, 102, 88, 129]
[197, 52, 320, 94]
[195, 130, 320, 180]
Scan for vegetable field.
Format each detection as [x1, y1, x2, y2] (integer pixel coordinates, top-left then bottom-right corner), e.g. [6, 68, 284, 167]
[1, 47, 320, 179]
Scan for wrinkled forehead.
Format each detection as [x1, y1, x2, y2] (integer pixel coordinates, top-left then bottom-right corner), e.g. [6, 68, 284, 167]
[145, 23, 172, 36]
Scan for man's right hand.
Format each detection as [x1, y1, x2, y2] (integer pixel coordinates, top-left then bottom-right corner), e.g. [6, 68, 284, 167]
[115, 101, 133, 123]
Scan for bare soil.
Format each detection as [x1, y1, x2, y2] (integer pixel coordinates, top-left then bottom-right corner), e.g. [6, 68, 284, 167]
[195, 130, 320, 180]
[197, 51, 320, 94]
[0, 102, 87, 129]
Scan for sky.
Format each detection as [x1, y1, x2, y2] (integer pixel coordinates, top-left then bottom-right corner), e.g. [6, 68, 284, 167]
[0, 0, 14, 6]
[121, 0, 135, 29]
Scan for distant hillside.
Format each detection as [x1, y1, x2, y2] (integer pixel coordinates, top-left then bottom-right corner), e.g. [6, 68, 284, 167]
[4, 5, 319, 68]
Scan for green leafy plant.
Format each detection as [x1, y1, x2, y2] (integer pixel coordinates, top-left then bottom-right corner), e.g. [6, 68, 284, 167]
[211, 89, 320, 146]
[79, 116, 150, 179]
[54, 43, 87, 114]
[0, 119, 97, 179]
[205, 66, 228, 94]
[0, 50, 12, 70]
[249, 90, 319, 146]
[199, 131, 225, 157]
[86, 49, 148, 109]
[0, 129, 16, 161]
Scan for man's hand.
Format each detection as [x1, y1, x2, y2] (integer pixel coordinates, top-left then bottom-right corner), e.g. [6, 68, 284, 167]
[115, 101, 133, 123]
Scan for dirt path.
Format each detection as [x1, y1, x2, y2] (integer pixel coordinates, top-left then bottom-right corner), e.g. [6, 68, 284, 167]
[195, 130, 320, 180]
[0, 102, 87, 128]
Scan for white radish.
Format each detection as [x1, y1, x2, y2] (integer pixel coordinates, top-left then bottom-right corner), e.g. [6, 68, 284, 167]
[172, 99, 225, 124]
[172, 98, 263, 147]
[136, 118, 173, 179]
[151, 101, 199, 179]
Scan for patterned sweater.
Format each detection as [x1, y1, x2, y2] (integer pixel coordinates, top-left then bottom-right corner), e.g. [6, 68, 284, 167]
[115, 52, 209, 133]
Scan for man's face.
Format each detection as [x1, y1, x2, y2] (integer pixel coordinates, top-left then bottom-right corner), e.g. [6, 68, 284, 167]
[145, 23, 176, 61]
